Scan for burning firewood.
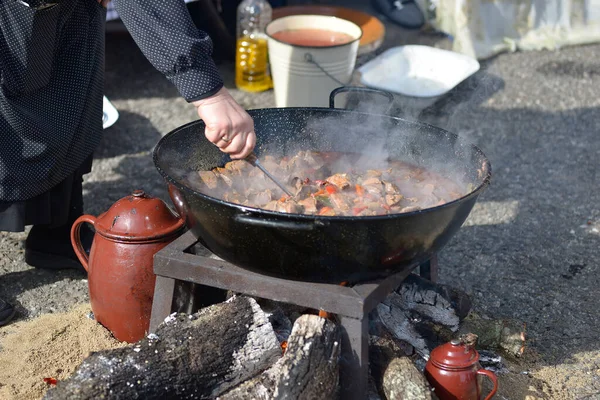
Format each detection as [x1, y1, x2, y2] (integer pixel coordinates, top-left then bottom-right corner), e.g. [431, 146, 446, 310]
[43, 296, 281, 400]
[217, 315, 341, 400]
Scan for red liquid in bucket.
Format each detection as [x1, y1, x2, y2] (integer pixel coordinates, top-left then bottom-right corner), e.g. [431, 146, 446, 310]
[271, 28, 354, 47]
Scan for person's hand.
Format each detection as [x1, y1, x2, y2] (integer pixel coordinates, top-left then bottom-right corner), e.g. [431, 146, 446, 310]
[97, 0, 110, 7]
[193, 87, 256, 159]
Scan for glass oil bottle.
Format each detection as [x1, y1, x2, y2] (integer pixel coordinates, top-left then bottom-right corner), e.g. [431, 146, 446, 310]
[235, 0, 273, 92]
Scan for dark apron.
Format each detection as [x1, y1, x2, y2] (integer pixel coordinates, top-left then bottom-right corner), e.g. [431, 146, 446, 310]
[0, 0, 105, 231]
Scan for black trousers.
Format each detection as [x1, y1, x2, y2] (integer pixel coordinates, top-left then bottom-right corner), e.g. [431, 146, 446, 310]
[0, 154, 93, 232]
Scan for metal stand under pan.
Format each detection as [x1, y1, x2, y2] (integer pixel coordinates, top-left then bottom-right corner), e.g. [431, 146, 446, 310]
[149, 231, 438, 400]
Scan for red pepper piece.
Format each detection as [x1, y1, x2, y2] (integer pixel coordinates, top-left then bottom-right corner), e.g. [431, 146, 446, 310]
[325, 185, 337, 194]
[318, 207, 335, 216]
[43, 378, 58, 385]
[355, 184, 364, 197]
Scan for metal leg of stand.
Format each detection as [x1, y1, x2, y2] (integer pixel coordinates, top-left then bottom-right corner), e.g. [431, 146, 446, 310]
[419, 254, 439, 283]
[149, 276, 176, 333]
[338, 315, 369, 400]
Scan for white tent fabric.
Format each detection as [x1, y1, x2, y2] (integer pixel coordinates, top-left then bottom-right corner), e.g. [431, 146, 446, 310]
[416, 0, 600, 60]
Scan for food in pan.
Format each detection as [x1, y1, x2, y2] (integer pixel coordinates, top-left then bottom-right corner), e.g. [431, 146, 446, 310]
[188, 151, 469, 217]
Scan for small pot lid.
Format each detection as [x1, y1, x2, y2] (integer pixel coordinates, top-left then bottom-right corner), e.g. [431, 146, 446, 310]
[429, 339, 479, 369]
[94, 190, 185, 241]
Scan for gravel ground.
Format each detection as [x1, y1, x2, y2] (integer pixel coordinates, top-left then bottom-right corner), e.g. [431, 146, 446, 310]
[1, 2, 599, 399]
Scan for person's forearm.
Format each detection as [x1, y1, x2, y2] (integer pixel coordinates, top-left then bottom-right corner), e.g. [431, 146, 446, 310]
[111, 0, 223, 102]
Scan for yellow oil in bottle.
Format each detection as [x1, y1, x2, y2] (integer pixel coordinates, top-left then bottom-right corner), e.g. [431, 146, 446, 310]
[235, 35, 272, 93]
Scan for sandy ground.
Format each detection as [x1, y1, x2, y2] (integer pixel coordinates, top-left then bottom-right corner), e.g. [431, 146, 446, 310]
[0, 1, 599, 399]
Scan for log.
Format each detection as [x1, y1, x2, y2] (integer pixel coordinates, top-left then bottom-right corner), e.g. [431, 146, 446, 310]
[44, 296, 281, 400]
[383, 357, 433, 400]
[369, 325, 415, 396]
[218, 315, 341, 400]
[375, 274, 472, 357]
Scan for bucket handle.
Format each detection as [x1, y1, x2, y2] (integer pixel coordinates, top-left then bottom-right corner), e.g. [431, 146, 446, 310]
[304, 53, 352, 87]
[329, 86, 395, 109]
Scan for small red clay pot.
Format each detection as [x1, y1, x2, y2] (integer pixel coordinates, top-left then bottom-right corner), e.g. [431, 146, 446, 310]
[424, 339, 498, 400]
[71, 190, 185, 343]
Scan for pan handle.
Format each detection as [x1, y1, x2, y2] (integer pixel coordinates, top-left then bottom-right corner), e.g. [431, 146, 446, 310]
[329, 86, 395, 109]
[234, 213, 326, 231]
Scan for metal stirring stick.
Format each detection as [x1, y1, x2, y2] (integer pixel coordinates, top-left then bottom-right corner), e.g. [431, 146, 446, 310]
[246, 152, 294, 197]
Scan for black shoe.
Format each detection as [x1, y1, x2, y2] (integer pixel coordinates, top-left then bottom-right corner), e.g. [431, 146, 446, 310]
[0, 298, 16, 326]
[371, 0, 425, 30]
[24, 222, 94, 272]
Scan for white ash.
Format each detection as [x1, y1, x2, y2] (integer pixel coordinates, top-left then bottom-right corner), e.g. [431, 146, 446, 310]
[163, 312, 177, 324]
[478, 350, 509, 374]
[219, 297, 280, 397]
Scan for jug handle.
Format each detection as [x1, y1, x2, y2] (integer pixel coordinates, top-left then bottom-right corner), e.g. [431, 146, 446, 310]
[70, 215, 97, 273]
[477, 369, 498, 400]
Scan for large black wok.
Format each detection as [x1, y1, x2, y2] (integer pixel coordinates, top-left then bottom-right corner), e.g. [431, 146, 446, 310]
[153, 87, 491, 284]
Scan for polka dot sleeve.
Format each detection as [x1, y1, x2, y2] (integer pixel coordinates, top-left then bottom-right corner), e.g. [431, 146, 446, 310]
[111, 0, 224, 102]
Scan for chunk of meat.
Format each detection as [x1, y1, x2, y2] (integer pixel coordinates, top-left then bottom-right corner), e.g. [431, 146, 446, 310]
[289, 177, 313, 198]
[361, 177, 382, 187]
[248, 189, 273, 206]
[198, 171, 219, 189]
[365, 169, 382, 177]
[385, 194, 404, 207]
[384, 181, 400, 194]
[295, 185, 313, 199]
[363, 183, 384, 196]
[214, 167, 229, 176]
[223, 192, 243, 204]
[400, 205, 421, 213]
[301, 151, 325, 169]
[329, 193, 351, 212]
[220, 174, 234, 187]
[421, 183, 435, 195]
[261, 155, 280, 172]
[225, 160, 251, 174]
[264, 200, 278, 211]
[326, 173, 351, 190]
[298, 197, 317, 214]
[276, 200, 303, 214]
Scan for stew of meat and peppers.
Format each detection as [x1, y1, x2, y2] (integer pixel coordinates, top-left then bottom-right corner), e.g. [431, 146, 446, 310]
[188, 151, 469, 217]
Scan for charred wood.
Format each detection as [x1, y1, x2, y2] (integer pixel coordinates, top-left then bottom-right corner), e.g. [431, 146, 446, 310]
[375, 274, 472, 357]
[218, 315, 340, 400]
[44, 296, 280, 400]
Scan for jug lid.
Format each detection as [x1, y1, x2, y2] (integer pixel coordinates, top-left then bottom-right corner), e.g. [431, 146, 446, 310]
[94, 190, 185, 242]
[429, 339, 479, 369]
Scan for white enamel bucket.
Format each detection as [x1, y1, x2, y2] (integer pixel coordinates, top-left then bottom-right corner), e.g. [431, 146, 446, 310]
[265, 15, 363, 108]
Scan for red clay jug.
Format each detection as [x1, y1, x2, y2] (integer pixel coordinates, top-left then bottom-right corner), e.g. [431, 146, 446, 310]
[424, 339, 498, 400]
[71, 190, 185, 343]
